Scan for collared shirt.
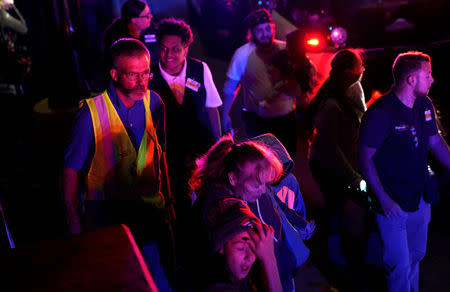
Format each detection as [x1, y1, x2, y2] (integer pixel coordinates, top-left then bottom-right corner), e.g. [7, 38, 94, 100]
[64, 83, 165, 171]
[158, 59, 222, 108]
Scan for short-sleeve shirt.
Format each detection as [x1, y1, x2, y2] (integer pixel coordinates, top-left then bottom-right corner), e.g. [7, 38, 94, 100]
[226, 40, 294, 118]
[159, 59, 222, 108]
[64, 83, 166, 171]
[359, 92, 438, 211]
[226, 42, 256, 81]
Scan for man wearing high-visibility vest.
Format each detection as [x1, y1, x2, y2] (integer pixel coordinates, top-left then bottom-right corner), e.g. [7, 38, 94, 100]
[63, 38, 174, 291]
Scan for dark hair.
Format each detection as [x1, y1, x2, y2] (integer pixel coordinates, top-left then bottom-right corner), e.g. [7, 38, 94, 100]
[189, 135, 283, 195]
[245, 8, 273, 29]
[271, 50, 294, 77]
[271, 29, 319, 95]
[156, 18, 193, 46]
[308, 49, 363, 127]
[286, 29, 306, 61]
[329, 49, 363, 77]
[392, 51, 430, 84]
[121, 0, 147, 23]
[207, 198, 261, 252]
[110, 38, 150, 67]
[270, 49, 318, 97]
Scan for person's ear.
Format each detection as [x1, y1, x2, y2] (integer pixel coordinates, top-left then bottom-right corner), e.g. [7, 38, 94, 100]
[407, 75, 415, 86]
[130, 18, 138, 27]
[228, 172, 237, 187]
[219, 247, 224, 254]
[110, 68, 119, 82]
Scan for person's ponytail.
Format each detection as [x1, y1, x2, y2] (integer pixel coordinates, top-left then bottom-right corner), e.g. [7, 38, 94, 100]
[189, 135, 234, 193]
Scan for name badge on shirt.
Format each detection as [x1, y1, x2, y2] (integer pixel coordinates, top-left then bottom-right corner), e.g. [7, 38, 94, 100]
[424, 109, 432, 121]
[144, 34, 157, 43]
[395, 124, 409, 131]
[186, 78, 201, 92]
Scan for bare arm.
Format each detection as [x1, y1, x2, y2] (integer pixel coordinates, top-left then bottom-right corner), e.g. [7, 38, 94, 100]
[358, 145, 404, 218]
[206, 107, 222, 141]
[0, 4, 28, 34]
[221, 78, 240, 133]
[429, 133, 450, 170]
[62, 167, 82, 234]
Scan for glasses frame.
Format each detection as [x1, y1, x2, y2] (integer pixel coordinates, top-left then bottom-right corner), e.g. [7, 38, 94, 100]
[115, 69, 153, 81]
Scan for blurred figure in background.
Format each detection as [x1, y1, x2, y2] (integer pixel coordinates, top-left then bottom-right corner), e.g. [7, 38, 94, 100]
[222, 8, 297, 157]
[308, 49, 366, 266]
[0, 0, 27, 35]
[0, 0, 29, 181]
[267, 29, 320, 156]
[198, 0, 250, 59]
[103, 0, 158, 68]
[285, 29, 319, 111]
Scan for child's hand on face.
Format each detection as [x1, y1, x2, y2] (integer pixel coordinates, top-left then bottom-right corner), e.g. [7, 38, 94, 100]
[247, 223, 275, 262]
[248, 223, 283, 292]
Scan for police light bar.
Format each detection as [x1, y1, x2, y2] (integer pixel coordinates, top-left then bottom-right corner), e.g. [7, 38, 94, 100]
[307, 38, 320, 46]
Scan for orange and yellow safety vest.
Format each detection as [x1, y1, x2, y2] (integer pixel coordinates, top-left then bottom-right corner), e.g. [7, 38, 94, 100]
[84, 90, 164, 208]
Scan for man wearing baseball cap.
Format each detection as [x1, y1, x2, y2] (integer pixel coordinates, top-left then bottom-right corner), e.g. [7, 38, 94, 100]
[222, 8, 297, 156]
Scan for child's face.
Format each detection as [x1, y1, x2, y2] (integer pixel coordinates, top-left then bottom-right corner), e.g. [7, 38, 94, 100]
[221, 231, 256, 280]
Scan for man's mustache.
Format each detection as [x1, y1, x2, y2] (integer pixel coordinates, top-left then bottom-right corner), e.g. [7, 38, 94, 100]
[133, 85, 147, 91]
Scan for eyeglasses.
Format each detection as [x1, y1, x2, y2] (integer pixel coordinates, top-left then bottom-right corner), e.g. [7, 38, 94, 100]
[135, 12, 152, 19]
[116, 69, 153, 81]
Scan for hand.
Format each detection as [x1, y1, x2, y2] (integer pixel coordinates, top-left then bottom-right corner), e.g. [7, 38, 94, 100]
[299, 220, 316, 240]
[247, 223, 275, 262]
[380, 196, 404, 219]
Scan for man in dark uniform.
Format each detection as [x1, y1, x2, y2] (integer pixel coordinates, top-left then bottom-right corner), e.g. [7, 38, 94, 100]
[150, 18, 222, 218]
[359, 51, 450, 292]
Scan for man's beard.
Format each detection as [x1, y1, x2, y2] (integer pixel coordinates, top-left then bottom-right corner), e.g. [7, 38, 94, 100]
[252, 36, 273, 48]
[115, 82, 147, 99]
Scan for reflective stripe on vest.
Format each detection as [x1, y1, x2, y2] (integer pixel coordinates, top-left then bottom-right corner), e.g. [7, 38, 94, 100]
[84, 90, 164, 207]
